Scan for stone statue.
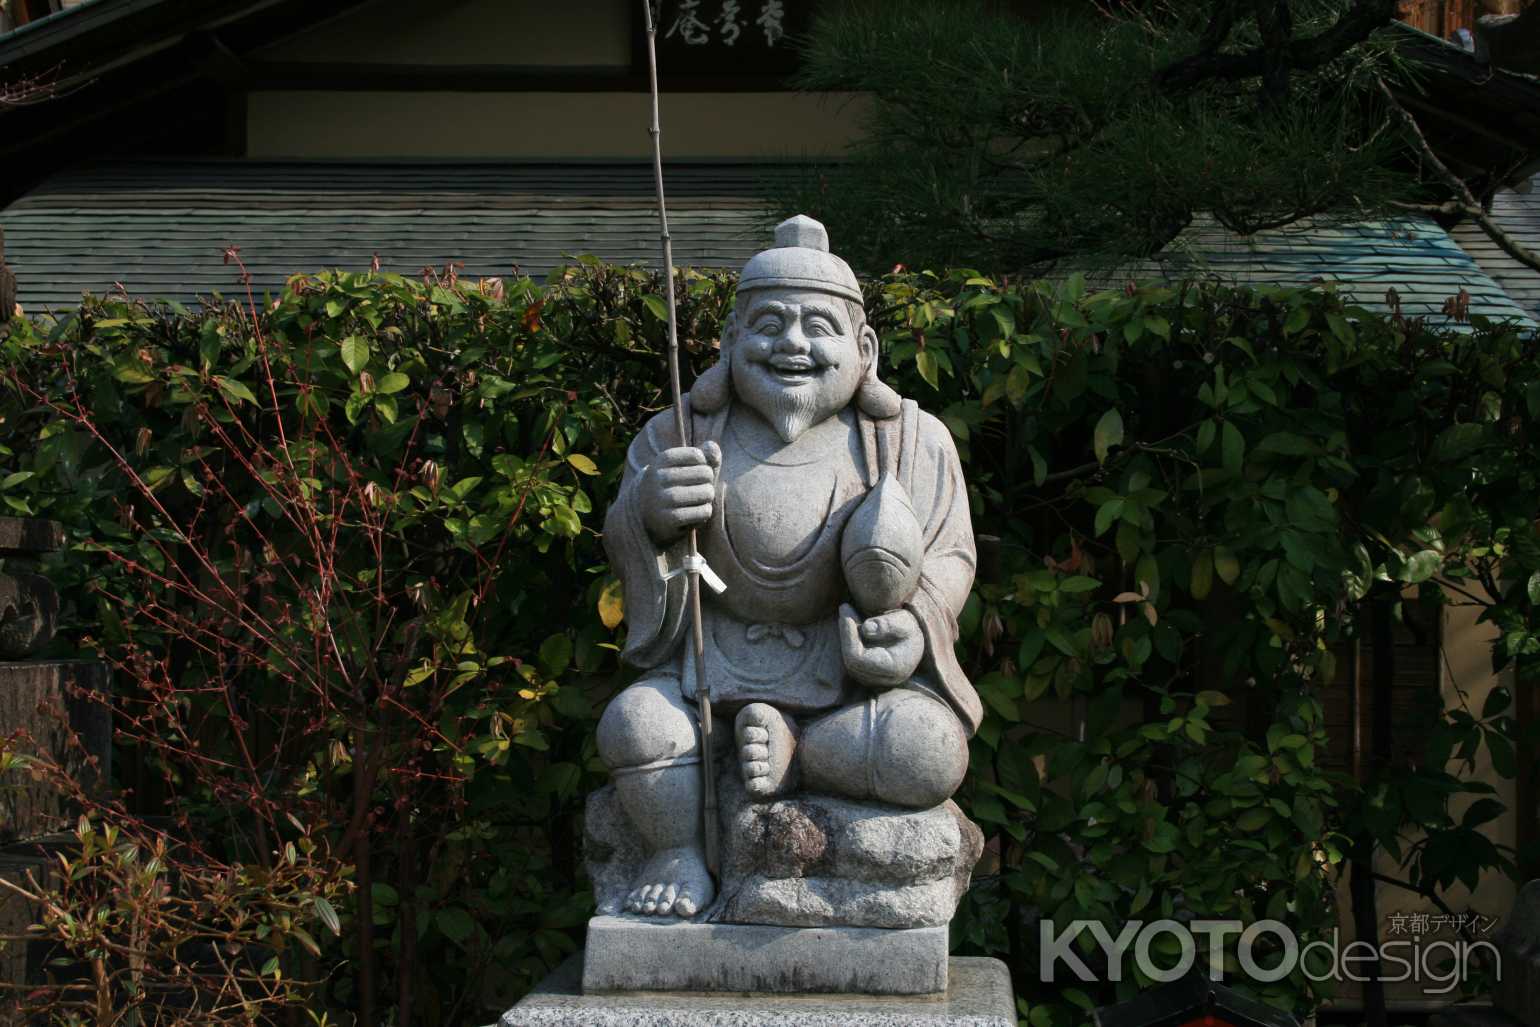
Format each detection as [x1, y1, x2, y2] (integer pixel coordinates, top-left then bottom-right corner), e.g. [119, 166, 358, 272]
[584, 215, 982, 993]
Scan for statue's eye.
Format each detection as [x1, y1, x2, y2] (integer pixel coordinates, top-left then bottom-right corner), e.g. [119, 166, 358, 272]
[753, 317, 782, 335]
[806, 316, 836, 337]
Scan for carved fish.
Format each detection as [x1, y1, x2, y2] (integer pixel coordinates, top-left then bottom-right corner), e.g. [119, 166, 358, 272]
[841, 473, 924, 615]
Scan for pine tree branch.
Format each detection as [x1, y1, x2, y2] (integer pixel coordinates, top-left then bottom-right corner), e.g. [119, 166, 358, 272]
[0, 64, 64, 110]
[1377, 76, 1540, 275]
[1156, 0, 1397, 93]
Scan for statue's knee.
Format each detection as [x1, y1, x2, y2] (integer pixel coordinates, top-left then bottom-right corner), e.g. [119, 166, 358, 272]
[871, 691, 968, 809]
[597, 678, 699, 770]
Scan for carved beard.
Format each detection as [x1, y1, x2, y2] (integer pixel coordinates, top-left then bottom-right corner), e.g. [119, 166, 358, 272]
[763, 382, 824, 443]
[732, 363, 846, 443]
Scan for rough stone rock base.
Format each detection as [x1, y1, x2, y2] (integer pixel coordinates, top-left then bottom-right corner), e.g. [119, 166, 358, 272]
[581, 915, 946, 995]
[503, 950, 1017, 1027]
[586, 772, 982, 930]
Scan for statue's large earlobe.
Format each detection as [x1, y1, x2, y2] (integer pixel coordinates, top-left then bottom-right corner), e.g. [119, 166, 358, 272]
[690, 360, 730, 414]
[855, 324, 901, 419]
[689, 312, 734, 414]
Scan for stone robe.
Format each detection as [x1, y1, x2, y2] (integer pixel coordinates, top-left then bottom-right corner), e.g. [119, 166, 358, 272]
[604, 390, 982, 736]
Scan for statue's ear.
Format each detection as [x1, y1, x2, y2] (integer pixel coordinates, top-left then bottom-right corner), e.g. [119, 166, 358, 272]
[855, 324, 901, 419]
[690, 313, 734, 414]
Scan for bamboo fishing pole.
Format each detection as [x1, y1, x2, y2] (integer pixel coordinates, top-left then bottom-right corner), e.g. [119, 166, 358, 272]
[640, 0, 721, 878]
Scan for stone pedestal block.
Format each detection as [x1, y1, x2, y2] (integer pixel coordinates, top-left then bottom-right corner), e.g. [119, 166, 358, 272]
[0, 839, 68, 991]
[582, 916, 947, 995]
[0, 573, 58, 659]
[504, 951, 1017, 1027]
[0, 660, 110, 841]
[0, 518, 63, 556]
[1431, 879, 1540, 1027]
[1490, 880, 1540, 1021]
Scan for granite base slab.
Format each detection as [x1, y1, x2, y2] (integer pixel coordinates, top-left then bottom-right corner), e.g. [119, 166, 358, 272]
[503, 951, 1017, 1027]
[581, 915, 947, 995]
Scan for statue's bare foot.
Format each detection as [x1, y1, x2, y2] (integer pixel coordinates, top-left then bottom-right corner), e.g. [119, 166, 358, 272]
[623, 846, 715, 918]
[736, 702, 798, 799]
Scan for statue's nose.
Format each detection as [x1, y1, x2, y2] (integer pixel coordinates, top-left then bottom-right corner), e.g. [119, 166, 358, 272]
[775, 323, 811, 355]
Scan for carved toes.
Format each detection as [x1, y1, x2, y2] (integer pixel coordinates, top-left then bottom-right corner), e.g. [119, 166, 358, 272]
[622, 847, 715, 920]
[734, 703, 798, 800]
[624, 879, 701, 917]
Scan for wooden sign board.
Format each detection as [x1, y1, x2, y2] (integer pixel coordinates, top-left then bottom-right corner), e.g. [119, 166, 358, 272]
[637, 1, 816, 80]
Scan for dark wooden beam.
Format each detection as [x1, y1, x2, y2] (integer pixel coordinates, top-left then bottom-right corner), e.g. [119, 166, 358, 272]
[244, 61, 794, 94]
[0, 226, 14, 324]
[1477, 2, 1540, 76]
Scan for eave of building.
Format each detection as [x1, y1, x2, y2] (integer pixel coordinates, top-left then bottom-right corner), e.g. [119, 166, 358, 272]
[0, 0, 335, 77]
[4, 159, 1534, 336]
[1384, 21, 1540, 202]
[0, 159, 789, 309]
[1449, 175, 1540, 320]
[1137, 214, 1537, 330]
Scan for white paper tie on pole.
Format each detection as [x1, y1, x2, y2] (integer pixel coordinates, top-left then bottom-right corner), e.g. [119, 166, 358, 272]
[665, 552, 728, 595]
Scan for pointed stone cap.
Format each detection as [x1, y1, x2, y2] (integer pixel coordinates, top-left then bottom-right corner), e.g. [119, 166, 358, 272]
[738, 215, 862, 303]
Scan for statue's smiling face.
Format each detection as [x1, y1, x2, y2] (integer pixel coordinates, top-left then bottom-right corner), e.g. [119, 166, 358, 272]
[730, 287, 871, 443]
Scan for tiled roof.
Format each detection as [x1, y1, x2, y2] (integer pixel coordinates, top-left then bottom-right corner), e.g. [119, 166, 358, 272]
[3, 160, 1536, 333]
[1130, 215, 1537, 329]
[1, 160, 783, 310]
[1449, 178, 1540, 319]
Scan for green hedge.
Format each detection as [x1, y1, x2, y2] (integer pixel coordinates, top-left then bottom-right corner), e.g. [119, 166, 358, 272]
[0, 262, 1534, 1026]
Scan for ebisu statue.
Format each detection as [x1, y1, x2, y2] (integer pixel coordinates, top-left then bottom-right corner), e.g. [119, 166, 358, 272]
[583, 216, 983, 996]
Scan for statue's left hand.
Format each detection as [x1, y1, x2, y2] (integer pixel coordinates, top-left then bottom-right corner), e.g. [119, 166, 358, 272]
[839, 604, 924, 688]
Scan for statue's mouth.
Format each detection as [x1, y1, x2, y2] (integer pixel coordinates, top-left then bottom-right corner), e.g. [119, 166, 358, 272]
[767, 355, 823, 382]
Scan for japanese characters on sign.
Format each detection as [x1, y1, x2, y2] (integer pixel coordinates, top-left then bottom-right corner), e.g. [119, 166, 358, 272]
[1384, 911, 1501, 937]
[642, 0, 809, 78]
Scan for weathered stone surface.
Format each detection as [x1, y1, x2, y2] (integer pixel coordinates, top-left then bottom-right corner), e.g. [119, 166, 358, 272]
[1433, 879, 1540, 1027]
[0, 519, 63, 556]
[581, 216, 982, 992]
[0, 573, 59, 658]
[1492, 879, 1540, 1020]
[0, 838, 69, 993]
[582, 916, 947, 995]
[579, 215, 985, 997]
[718, 775, 982, 929]
[505, 951, 1016, 1026]
[585, 783, 648, 917]
[0, 850, 48, 990]
[0, 661, 111, 841]
[587, 772, 982, 930]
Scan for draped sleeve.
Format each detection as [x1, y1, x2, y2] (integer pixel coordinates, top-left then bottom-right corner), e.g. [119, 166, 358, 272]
[899, 407, 983, 736]
[602, 401, 694, 670]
